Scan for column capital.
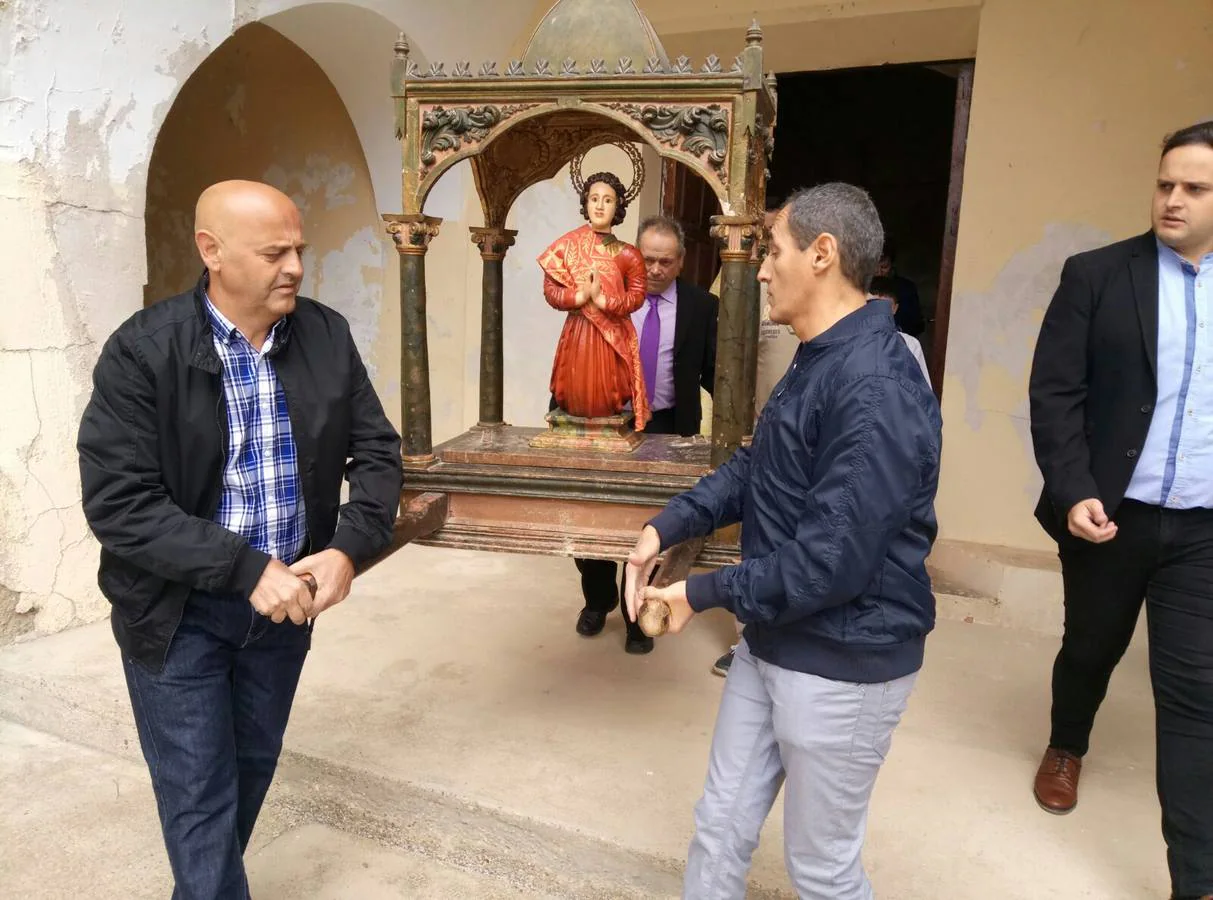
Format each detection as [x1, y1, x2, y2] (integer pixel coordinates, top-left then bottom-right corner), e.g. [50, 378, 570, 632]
[469, 226, 519, 261]
[384, 213, 443, 255]
[709, 215, 762, 262]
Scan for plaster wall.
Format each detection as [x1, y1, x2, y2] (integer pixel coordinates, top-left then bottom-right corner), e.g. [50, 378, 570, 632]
[935, 0, 1213, 551]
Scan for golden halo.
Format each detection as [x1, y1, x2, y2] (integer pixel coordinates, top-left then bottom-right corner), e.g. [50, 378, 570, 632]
[569, 142, 646, 205]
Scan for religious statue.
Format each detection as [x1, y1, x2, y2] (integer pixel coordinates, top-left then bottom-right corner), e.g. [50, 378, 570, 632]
[537, 145, 651, 432]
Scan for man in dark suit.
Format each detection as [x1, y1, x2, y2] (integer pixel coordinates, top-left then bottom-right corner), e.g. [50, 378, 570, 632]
[876, 239, 924, 337]
[574, 214, 717, 654]
[1029, 120, 1213, 900]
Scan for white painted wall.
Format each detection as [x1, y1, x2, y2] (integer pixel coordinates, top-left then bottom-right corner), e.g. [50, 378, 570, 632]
[0, 0, 537, 640]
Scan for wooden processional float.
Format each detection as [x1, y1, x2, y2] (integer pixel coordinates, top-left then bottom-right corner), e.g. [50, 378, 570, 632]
[373, 0, 778, 592]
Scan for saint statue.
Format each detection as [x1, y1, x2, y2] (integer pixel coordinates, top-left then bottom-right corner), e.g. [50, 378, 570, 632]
[537, 148, 651, 431]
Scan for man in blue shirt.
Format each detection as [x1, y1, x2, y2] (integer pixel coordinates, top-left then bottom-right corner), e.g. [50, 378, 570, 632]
[625, 183, 942, 899]
[1029, 121, 1213, 900]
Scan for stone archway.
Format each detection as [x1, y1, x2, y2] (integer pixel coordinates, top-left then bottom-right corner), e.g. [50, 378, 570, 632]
[143, 21, 393, 405]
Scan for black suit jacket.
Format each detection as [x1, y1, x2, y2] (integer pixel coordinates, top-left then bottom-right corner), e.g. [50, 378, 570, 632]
[1029, 231, 1160, 542]
[668, 278, 719, 436]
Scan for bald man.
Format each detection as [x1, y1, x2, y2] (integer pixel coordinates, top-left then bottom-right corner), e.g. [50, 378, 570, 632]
[77, 180, 402, 898]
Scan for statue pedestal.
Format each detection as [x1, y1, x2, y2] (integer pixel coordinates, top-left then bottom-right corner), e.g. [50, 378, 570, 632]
[528, 408, 643, 453]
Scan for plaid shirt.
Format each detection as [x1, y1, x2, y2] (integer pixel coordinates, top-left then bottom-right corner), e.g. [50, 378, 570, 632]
[205, 297, 308, 563]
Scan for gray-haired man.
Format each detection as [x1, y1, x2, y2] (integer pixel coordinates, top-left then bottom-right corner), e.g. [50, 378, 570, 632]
[627, 184, 942, 898]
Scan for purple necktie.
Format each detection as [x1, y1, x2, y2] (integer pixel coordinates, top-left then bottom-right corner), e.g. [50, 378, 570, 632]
[639, 295, 661, 406]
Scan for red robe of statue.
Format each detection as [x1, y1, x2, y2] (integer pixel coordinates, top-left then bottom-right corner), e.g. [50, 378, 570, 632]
[538, 224, 651, 430]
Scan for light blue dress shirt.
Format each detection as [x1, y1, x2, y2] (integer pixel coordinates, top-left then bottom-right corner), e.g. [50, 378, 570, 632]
[1124, 239, 1213, 509]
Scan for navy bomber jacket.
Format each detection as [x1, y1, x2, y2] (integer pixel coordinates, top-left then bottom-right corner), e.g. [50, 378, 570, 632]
[649, 301, 943, 683]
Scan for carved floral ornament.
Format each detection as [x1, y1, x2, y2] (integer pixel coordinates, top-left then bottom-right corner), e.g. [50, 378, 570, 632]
[417, 101, 737, 183]
[420, 104, 537, 168]
[605, 103, 731, 172]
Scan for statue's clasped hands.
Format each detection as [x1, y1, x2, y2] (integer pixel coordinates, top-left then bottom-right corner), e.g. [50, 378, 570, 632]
[574, 269, 604, 310]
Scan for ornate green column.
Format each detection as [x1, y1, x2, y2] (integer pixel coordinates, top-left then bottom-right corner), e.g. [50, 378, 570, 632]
[384, 213, 442, 467]
[708, 215, 761, 468]
[469, 227, 518, 428]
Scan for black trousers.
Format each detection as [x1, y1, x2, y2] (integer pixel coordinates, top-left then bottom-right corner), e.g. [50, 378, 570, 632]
[1050, 499, 1213, 895]
[574, 407, 681, 639]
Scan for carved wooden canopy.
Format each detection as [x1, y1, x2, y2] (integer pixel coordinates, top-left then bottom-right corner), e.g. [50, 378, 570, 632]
[390, 1, 777, 229]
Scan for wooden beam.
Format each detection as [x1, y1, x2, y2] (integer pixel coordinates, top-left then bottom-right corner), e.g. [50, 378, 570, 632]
[653, 536, 708, 588]
[357, 492, 450, 576]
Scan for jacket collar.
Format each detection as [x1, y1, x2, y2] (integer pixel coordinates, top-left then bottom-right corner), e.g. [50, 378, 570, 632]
[807, 298, 896, 347]
[189, 270, 294, 372]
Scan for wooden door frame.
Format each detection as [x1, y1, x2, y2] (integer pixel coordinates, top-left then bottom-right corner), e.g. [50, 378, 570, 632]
[929, 59, 975, 399]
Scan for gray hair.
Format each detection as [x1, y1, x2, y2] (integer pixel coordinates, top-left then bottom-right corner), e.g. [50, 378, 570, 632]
[636, 215, 686, 254]
[782, 183, 884, 291]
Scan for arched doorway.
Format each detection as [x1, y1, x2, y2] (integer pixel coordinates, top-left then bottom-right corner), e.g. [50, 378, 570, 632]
[142, 19, 392, 396]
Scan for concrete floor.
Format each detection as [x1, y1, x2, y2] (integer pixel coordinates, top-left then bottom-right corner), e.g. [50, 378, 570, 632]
[0, 545, 1170, 898]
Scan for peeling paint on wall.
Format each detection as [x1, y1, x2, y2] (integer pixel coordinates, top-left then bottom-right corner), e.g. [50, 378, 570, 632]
[947, 223, 1112, 434]
[1, 0, 235, 645]
[309, 225, 386, 380]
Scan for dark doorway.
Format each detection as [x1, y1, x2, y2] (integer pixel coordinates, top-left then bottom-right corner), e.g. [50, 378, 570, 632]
[766, 62, 970, 391]
[661, 160, 722, 290]
[662, 60, 973, 397]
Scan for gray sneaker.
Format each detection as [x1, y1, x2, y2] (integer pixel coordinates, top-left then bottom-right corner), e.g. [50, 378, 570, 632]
[712, 646, 736, 677]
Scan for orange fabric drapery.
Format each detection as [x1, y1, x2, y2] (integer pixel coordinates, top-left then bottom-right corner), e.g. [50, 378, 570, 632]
[538, 225, 651, 430]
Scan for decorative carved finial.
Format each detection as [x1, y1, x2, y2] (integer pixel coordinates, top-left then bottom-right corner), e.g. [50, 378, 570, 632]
[479, 61, 499, 77]
[506, 60, 525, 77]
[702, 54, 722, 74]
[765, 71, 778, 94]
[673, 55, 692, 74]
[394, 32, 410, 59]
[534, 58, 553, 76]
[453, 60, 472, 78]
[427, 61, 446, 77]
[589, 58, 607, 75]
[616, 56, 635, 75]
[560, 57, 579, 75]
[643, 56, 665, 74]
[747, 19, 764, 45]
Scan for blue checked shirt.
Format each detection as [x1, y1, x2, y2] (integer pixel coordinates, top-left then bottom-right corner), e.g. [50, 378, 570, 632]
[205, 297, 308, 562]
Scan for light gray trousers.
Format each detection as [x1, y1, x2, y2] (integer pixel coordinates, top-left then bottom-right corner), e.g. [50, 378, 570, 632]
[683, 640, 917, 900]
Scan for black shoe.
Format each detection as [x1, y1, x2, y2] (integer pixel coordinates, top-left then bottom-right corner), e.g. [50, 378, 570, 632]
[576, 608, 608, 637]
[625, 632, 654, 654]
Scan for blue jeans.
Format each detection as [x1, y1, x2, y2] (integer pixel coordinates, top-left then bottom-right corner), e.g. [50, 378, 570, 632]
[122, 591, 311, 900]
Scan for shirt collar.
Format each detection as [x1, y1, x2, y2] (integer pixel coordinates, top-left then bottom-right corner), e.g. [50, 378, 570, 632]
[204, 294, 241, 345]
[1157, 236, 1213, 274]
[204, 294, 285, 350]
[649, 281, 677, 303]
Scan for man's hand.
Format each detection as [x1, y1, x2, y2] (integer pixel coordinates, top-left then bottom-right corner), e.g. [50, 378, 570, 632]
[289, 548, 355, 616]
[623, 525, 662, 623]
[638, 581, 695, 635]
[250, 559, 314, 625]
[1067, 498, 1118, 543]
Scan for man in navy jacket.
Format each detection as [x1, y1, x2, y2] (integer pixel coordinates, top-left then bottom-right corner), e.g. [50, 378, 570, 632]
[626, 183, 942, 899]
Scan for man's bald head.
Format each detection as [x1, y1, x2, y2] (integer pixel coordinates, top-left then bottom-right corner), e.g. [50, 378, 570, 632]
[195, 180, 300, 241]
[194, 180, 307, 345]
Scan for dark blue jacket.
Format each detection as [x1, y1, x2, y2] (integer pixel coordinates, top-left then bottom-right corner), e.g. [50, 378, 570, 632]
[649, 301, 942, 683]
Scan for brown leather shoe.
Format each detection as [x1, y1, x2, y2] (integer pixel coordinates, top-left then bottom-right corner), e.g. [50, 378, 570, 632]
[1033, 747, 1082, 814]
